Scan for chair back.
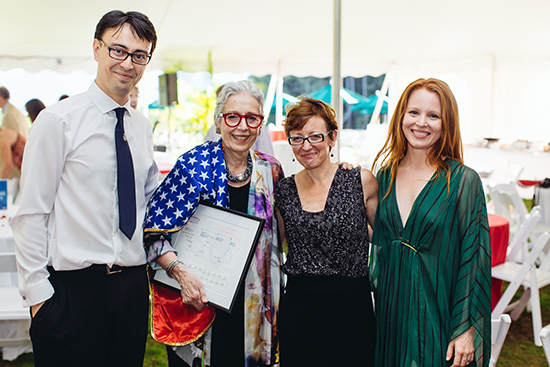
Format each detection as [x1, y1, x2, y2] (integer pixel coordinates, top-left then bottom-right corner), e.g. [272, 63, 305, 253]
[506, 206, 542, 263]
[492, 232, 550, 318]
[488, 183, 529, 233]
[490, 314, 511, 367]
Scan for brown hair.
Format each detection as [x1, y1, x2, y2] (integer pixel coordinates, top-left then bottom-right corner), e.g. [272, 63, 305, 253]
[25, 98, 46, 122]
[372, 78, 463, 197]
[283, 97, 338, 138]
[94, 10, 157, 54]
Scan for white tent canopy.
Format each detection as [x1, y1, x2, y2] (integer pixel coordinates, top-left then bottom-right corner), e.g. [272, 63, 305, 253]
[2, 0, 550, 143]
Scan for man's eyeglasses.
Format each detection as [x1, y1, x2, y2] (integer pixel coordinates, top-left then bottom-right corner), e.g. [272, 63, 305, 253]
[288, 130, 333, 146]
[98, 39, 151, 65]
[218, 113, 264, 129]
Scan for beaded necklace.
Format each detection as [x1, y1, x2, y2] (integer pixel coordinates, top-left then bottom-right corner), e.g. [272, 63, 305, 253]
[226, 153, 253, 183]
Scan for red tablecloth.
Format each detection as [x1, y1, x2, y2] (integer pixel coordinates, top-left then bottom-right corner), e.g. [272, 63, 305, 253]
[489, 213, 510, 310]
[269, 130, 286, 142]
[158, 163, 172, 176]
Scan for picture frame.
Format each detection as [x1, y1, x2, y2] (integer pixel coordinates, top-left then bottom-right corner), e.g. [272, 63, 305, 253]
[152, 201, 265, 313]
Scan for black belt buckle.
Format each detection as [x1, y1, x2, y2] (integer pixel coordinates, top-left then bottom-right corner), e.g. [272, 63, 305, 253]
[106, 265, 122, 275]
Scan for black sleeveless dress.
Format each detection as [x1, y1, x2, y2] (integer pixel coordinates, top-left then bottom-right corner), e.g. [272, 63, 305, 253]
[274, 166, 376, 367]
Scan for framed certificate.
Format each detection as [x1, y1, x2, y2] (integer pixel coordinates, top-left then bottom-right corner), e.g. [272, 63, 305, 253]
[152, 201, 266, 313]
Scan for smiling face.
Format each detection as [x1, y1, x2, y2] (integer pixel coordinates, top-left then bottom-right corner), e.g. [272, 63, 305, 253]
[93, 24, 150, 105]
[289, 115, 336, 170]
[218, 92, 262, 155]
[402, 88, 442, 153]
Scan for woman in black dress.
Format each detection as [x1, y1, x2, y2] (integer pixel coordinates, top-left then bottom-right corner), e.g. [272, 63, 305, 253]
[274, 98, 378, 366]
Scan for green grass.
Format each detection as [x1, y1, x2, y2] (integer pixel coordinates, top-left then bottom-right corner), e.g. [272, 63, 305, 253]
[3, 286, 550, 366]
[496, 283, 550, 366]
[0, 316, 168, 367]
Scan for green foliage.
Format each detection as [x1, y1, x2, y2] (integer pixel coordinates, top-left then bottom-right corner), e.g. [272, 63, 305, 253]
[178, 88, 217, 137]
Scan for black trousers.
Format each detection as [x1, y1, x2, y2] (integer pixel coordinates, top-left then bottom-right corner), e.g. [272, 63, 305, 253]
[30, 264, 149, 367]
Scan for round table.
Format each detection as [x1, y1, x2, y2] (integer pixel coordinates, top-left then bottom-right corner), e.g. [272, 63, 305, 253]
[489, 213, 510, 310]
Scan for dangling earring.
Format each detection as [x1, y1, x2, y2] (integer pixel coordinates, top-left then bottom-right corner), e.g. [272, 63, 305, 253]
[330, 153, 334, 158]
[292, 155, 296, 162]
[215, 127, 220, 134]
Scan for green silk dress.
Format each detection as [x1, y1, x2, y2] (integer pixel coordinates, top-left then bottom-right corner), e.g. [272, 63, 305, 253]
[370, 159, 491, 367]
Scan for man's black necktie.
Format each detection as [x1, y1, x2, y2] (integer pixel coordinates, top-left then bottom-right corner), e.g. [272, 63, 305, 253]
[114, 107, 136, 240]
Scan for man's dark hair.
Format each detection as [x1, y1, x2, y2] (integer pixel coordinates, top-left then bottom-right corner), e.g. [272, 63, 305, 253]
[94, 10, 157, 54]
[0, 87, 9, 99]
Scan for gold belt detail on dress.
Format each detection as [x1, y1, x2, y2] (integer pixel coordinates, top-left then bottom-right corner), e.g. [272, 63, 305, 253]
[401, 240, 418, 253]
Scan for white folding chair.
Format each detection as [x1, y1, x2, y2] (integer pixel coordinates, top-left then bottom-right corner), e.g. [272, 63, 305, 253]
[490, 314, 511, 367]
[492, 219, 550, 346]
[0, 252, 31, 349]
[487, 183, 528, 233]
[540, 324, 550, 365]
[486, 163, 523, 186]
[488, 183, 550, 240]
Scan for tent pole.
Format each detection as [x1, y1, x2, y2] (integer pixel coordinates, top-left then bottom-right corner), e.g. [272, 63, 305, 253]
[332, 0, 342, 161]
[264, 72, 278, 123]
[369, 73, 390, 125]
[275, 73, 284, 127]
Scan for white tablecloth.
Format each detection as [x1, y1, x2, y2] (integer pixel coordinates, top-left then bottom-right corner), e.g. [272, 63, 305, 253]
[0, 208, 32, 361]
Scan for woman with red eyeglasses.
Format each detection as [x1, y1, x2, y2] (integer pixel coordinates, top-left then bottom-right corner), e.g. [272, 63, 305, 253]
[144, 80, 283, 367]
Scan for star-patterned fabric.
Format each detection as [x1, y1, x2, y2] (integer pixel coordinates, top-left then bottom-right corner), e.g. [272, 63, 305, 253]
[144, 139, 229, 233]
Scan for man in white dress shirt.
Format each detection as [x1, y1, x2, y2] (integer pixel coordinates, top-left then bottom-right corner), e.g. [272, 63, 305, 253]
[11, 10, 159, 366]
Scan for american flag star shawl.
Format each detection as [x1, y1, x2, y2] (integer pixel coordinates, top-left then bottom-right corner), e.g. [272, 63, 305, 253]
[144, 139, 284, 366]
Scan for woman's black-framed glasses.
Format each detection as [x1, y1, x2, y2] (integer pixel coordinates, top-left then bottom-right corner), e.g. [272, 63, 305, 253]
[218, 113, 264, 129]
[288, 130, 333, 146]
[98, 39, 152, 65]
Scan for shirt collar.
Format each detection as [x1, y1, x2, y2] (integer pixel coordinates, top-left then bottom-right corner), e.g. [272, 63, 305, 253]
[88, 81, 133, 115]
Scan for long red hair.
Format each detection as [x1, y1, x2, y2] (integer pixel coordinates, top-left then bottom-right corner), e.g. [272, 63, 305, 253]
[372, 78, 463, 197]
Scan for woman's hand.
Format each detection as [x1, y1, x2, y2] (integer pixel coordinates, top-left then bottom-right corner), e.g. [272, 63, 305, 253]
[338, 161, 359, 170]
[157, 252, 208, 311]
[171, 264, 209, 311]
[446, 326, 475, 366]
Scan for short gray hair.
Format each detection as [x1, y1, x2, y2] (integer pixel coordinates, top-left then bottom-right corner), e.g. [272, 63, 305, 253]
[0, 87, 9, 99]
[214, 80, 264, 126]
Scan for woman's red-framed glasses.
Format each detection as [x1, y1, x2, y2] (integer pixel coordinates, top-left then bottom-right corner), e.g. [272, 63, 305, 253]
[218, 113, 264, 129]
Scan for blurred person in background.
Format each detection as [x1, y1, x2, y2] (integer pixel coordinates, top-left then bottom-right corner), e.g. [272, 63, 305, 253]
[0, 86, 29, 137]
[0, 127, 26, 179]
[25, 98, 46, 123]
[129, 85, 139, 109]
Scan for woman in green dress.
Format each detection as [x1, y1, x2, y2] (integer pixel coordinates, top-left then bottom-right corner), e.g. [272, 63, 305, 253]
[371, 78, 490, 367]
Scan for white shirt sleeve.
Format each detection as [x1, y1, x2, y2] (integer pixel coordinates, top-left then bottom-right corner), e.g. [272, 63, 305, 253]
[11, 111, 67, 306]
